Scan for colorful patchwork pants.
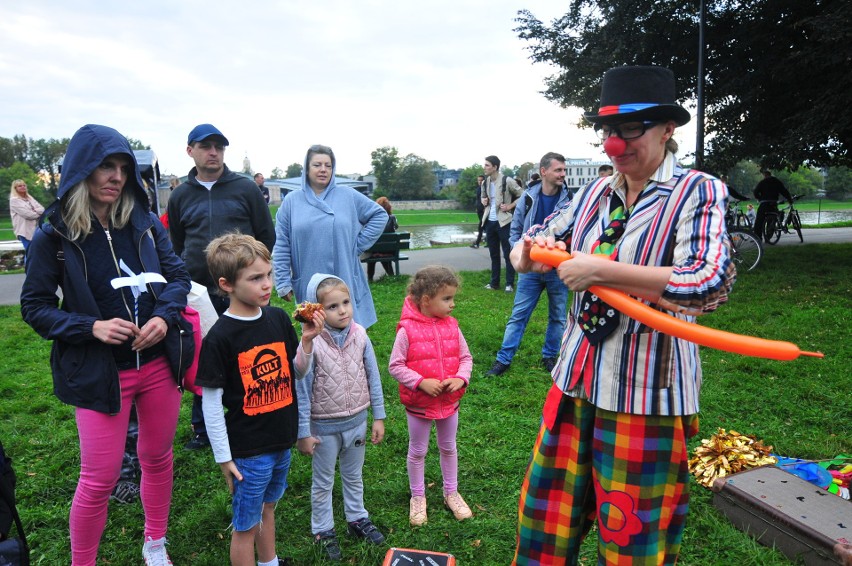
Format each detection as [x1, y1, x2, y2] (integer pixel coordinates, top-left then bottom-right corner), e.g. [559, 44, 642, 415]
[514, 385, 698, 565]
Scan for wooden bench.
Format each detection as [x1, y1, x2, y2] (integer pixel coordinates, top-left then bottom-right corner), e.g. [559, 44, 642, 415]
[361, 232, 410, 275]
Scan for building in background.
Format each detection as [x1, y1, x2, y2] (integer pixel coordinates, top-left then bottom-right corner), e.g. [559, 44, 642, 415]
[434, 168, 462, 193]
[565, 158, 610, 191]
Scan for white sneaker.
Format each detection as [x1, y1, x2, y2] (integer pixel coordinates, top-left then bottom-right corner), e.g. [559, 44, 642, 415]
[143, 536, 173, 566]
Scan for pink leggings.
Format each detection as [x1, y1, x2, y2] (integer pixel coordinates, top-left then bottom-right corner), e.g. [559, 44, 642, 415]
[71, 356, 180, 566]
[406, 411, 459, 497]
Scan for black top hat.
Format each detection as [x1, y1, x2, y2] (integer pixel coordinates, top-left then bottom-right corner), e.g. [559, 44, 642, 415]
[583, 66, 691, 126]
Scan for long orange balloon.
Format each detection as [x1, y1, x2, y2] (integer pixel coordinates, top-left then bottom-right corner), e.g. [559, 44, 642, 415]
[529, 246, 823, 360]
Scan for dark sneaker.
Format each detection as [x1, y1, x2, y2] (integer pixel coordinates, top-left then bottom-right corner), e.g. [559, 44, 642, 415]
[183, 434, 210, 450]
[348, 517, 385, 545]
[485, 361, 510, 377]
[542, 357, 557, 373]
[110, 480, 140, 504]
[314, 529, 342, 561]
[469, 243, 479, 248]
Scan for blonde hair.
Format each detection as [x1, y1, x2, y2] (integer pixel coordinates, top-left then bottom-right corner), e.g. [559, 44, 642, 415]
[205, 232, 271, 295]
[9, 179, 27, 199]
[666, 137, 679, 155]
[61, 180, 135, 241]
[407, 265, 460, 303]
[316, 277, 349, 303]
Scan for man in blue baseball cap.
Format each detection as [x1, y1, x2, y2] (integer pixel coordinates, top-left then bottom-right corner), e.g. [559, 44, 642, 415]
[167, 123, 275, 450]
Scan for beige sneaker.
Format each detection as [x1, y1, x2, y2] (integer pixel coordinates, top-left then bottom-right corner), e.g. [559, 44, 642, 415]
[409, 495, 427, 526]
[444, 491, 473, 520]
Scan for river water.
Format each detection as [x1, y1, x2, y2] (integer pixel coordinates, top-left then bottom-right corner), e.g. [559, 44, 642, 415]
[405, 209, 852, 249]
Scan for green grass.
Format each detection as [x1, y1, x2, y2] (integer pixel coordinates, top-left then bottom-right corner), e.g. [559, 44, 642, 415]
[1, 244, 851, 565]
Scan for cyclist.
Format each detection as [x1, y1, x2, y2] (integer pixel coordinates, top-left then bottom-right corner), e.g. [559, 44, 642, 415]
[753, 169, 793, 243]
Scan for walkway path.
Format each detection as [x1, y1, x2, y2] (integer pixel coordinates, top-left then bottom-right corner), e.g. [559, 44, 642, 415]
[2, 228, 850, 306]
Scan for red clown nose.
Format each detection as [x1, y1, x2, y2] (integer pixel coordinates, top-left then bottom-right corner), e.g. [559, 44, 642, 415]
[604, 136, 626, 157]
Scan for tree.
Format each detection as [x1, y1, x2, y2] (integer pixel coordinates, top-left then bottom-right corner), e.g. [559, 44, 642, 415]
[393, 154, 436, 200]
[0, 162, 49, 216]
[516, 162, 537, 184]
[727, 160, 762, 198]
[126, 138, 150, 150]
[370, 146, 400, 193]
[823, 166, 852, 199]
[454, 165, 486, 208]
[515, 0, 852, 171]
[285, 163, 302, 178]
[28, 138, 69, 197]
[775, 167, 823, 198]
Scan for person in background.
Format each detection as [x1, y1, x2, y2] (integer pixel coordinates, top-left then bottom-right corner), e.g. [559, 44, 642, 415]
[296, 274, 386, 561]
[484, 152, 572, 377]
[273, 144, 387, 329]
[511, 66, 735, 564]
[21, 124, 191, 566]
[480, 155, 522, 292]
[366, 196, 399, 282]
[470, 175, 486, 248]
[9, 179, 45, 260]
[254, 172, 270, 204]
[753, 169, 793, 242]
[598, 164, 614, 177]
[168, 123, 276, 451]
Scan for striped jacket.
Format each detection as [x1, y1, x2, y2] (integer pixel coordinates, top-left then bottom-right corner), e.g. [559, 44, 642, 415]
[529, 152, 735, 416]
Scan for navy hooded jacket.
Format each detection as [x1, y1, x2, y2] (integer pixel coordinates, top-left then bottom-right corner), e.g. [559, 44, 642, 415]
[20, 125, 191, 414]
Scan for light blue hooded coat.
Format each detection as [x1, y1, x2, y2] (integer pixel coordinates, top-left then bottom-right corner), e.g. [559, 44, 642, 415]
[272, 147, 387, 328]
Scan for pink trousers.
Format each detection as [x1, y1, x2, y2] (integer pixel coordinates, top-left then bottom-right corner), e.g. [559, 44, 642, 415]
[70, 356, 180, 566]
[406, 411, 459, 497]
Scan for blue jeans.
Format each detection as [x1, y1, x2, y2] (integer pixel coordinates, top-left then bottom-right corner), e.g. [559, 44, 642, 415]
[232, 449, 291, 531]
[485, 220, 514, 287]
[496, 270, 568, 364]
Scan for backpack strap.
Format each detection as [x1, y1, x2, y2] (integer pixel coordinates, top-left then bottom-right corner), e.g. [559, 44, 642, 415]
[0, 443, 29, 555]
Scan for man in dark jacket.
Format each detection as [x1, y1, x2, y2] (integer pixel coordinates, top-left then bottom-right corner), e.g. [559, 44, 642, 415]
[254, 172, 270, 204]
[753, 169, 793, 242]
[167, 123, 275, 450]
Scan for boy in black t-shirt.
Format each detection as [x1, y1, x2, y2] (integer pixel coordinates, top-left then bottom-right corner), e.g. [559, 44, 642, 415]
[197, 233, 325, 566]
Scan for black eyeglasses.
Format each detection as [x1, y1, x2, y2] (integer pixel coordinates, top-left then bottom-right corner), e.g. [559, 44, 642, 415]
[594, 121, 660, 141]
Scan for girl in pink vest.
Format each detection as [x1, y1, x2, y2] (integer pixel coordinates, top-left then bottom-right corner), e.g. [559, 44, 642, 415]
[389, 265, 474, 526]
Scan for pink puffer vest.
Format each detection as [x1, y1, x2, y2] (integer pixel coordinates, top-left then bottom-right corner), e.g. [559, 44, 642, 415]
[396, 296, 465, 419]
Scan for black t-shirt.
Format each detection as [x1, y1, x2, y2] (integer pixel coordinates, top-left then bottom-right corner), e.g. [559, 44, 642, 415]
[196, 306, 300, 457]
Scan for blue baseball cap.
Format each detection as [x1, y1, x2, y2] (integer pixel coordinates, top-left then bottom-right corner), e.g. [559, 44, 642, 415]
[187, 124, 230, 146]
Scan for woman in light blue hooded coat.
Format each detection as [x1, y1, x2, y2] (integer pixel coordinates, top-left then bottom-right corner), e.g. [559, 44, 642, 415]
[273, 145, 387, 328]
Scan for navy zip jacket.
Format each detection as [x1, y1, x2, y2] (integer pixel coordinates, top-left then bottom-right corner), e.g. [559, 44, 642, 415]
[20, 125, 191, 415]
[166, 165, 275, 295]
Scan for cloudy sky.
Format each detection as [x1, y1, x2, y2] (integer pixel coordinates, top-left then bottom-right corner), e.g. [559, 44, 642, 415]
[1, 1, 697, 178]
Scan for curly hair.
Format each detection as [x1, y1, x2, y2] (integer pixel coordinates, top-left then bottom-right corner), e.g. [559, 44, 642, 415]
[407, 265, 460, 302]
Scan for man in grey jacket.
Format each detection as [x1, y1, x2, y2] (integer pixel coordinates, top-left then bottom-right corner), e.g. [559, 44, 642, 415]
[485, 152, 572, 376]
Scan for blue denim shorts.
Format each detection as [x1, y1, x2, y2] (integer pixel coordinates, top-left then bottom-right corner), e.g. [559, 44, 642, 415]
[232, 449, 291, 531]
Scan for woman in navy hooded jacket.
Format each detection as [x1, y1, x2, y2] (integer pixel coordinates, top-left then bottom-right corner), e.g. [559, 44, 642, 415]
[20, 125, 191, 566]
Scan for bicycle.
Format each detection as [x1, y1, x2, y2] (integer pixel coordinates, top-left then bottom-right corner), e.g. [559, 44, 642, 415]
[725, 199, 753, 230]
[763, 194, 803, 245]
[728, 228, 762, 271]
